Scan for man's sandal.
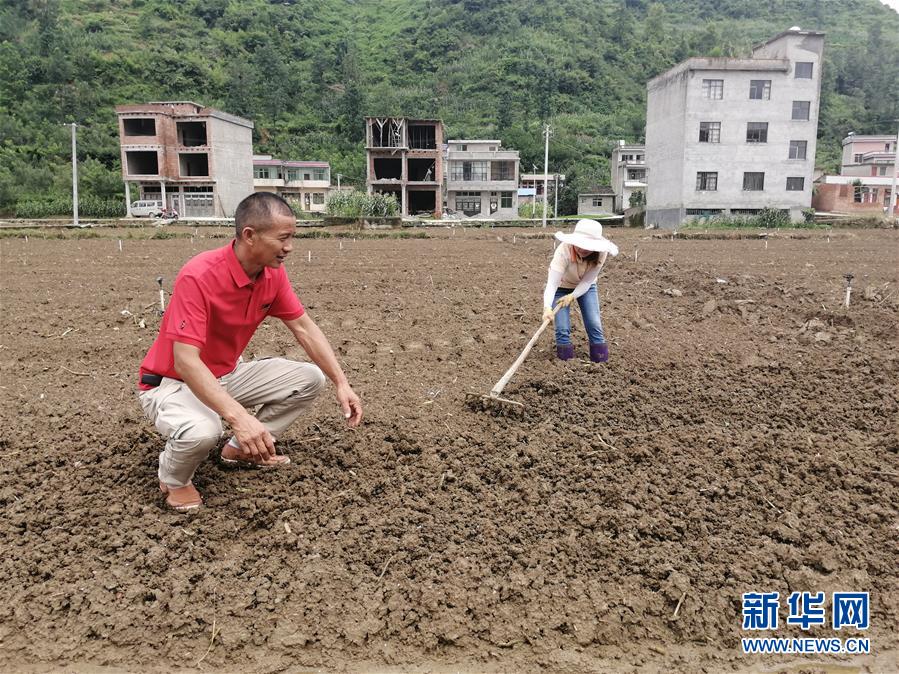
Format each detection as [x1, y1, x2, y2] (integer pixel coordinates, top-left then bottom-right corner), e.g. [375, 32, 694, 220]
[159, 482, 202, 512]
[219, 444, 291, 468]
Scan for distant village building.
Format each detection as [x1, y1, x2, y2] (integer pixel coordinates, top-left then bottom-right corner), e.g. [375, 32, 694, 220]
[645, 27, 824, 227]
[115, 101, 253, 218]
[252, 155, 331, 213]
[445, 140, 519, 218]
[577, 186, 617, 216]
[518, 173, 566, 217]
[812, 133, 897, 215]
[365, 117, 443, 216]
[610, 142, 647, 213]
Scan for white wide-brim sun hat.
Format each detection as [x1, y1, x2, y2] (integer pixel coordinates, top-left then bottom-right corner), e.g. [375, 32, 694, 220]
[554, 218, 619, 256]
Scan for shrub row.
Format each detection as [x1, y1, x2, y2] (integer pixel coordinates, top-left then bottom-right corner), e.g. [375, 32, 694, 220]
[326, 190, 399, 217]
[15, 197, 125, 219]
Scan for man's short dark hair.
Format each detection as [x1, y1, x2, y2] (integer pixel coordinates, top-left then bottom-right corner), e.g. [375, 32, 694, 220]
[234, 192, 295, 238]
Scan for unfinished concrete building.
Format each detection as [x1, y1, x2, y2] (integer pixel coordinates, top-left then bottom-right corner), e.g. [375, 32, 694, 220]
[365, 117, 443, 216]
[116, 101, 254, 218]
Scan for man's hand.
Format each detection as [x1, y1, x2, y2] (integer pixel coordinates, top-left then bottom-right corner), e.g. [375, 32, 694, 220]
[542, 306, 554, 323]
[336, 383, 363, 427]
[557, 293, 576, 309]
[230, 411, 275, 460]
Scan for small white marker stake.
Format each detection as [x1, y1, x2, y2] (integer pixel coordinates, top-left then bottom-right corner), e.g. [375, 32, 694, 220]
[118, 239, 123, 252]
[157, 276, 165, 313]
[634, 248, 639, 263]
[307, 251, 311, 262]
[843, 273, 853, 309]
[339, 240, 343, 250]
[25, 235, 28, 244]
[765, 239, 768, 250]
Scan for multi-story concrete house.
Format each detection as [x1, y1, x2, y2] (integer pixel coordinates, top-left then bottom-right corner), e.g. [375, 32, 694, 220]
[116, 101, 254, 218]
[610, 142, 647, 213]
[812, 133, 897, 215]
[445, 140, 519, 219]
[252, 155, 331, 213]
[645, 27, 824, 227]
[365, 117, 443, 216]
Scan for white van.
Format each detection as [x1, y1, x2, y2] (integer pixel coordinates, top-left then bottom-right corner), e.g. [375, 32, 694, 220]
[130, 200, 163, 217]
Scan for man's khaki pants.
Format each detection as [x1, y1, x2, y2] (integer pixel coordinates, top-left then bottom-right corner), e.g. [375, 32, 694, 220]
[138, 358, 326, 488]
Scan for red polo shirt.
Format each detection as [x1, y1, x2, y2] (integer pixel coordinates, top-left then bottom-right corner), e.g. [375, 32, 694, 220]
[138, 241, 304, 389]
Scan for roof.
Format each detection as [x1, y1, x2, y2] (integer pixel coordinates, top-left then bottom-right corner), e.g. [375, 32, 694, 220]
[648, 57, 789, 89]
[449, 140, 502, 145]
[818, 175, 895, 186]
[115, 102, 254, 128]
[252, 158, 329, 168]
[580, 186, 615, 196]
[753, 27, 825, 51]
[842, 134, 898, 145]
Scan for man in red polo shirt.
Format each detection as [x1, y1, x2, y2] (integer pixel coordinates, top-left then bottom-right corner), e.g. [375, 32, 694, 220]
[138, 192, 362, 511]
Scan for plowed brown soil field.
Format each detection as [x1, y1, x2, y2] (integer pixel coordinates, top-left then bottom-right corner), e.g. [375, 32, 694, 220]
[1, 226, 897, 673]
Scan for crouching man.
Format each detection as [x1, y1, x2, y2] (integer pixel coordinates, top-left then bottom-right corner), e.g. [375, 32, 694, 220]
[137, 193, 362, 511]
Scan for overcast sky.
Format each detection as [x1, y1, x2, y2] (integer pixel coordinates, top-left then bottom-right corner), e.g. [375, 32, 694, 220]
[880, 0, 898, 12]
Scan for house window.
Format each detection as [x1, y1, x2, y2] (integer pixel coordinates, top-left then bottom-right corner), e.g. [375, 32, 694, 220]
[450, 161, 488, 181]
[702, 79, 724, 99]
[853, 153, 864, 163]
[743, 172, 765, 191]
[628, 169, 646, 180]
[853, 185, 865, 203]
[696, 172, 718, 191]
[699, 122, 721, 143]
[786, 177, 805, 191]
[592, 197, 604, 207]
[795, 62, 814, 79]
[749, 80, 771, 99]
[880, 166, 888, 176]
[312, 192, 325, 204]
[491, 161, 513, 181]
[455, 192, 481, 215]
[636, 154, 644, 161]
[789, 140, 808, 160]
[286, 169, 300, 181]
[460, 144, 467, 151]
[500, 192, 512, 208]
[254, 166, 271, 179]
[746, 122, 768, 143]
[312, 168, 327, 181]
[886, 143, 892, 152]
[792, 101, 810, 120]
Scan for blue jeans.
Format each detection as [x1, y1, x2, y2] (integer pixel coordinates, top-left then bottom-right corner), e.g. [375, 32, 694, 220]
[552, 285, 605, 346]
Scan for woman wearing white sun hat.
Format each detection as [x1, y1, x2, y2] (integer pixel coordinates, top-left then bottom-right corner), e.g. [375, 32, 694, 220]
[542, 218, 619, 362]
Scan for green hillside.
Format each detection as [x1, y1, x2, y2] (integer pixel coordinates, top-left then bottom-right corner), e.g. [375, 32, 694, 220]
[1, 0, 897, 215]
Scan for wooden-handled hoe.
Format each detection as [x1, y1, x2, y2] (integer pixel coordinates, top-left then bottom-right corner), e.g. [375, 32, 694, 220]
[466, 303, 564, 417]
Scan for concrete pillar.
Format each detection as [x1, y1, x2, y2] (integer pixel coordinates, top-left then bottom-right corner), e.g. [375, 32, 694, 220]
[402, 185, 407, 216]
[124, 181, 132, 217]
[161, 181, 167, 210]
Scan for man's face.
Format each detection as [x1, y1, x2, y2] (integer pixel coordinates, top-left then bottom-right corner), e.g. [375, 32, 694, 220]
[247, 213, 296, 268]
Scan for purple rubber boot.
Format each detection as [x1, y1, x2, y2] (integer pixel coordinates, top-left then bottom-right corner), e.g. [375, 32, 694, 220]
[589, 342, 609, 363]
[556, 344, 575, 361]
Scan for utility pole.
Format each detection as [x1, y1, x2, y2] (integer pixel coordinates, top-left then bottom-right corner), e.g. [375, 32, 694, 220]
[554, 173, 559, 218]
[64, 123, 79, 226]
[542, 123, 551, 228]
[890, 120, 899, 219]
[336, 173, 342, 190]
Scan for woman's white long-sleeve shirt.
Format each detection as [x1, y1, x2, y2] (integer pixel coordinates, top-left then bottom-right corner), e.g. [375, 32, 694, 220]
[542, 243, 604, 308]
